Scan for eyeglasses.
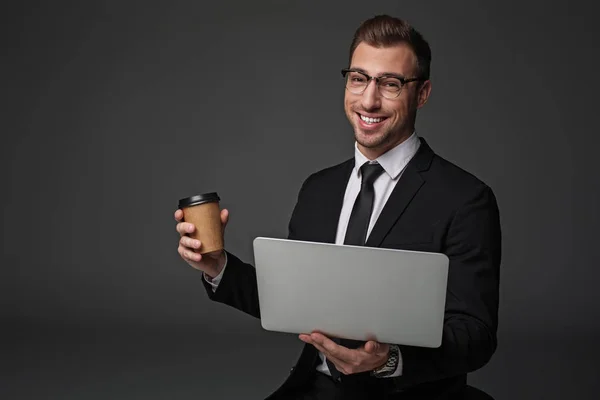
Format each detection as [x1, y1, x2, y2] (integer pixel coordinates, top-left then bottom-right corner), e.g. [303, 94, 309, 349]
[341, 68, 426, 99]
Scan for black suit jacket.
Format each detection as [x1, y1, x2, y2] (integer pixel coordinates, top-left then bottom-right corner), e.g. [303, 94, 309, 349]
[202, 138, 501, 399]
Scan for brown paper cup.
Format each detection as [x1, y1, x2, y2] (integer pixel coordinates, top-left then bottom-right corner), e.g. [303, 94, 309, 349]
[179, 192, 223, 254]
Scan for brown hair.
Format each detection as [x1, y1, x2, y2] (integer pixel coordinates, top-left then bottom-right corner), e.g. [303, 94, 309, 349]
[349, 15, 431, 80]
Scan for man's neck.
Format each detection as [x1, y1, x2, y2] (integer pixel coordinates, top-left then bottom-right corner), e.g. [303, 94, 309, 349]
[357, 131, 415, 160]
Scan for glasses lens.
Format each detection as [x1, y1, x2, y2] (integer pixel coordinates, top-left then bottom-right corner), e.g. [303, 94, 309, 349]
[345, 71, 367, 94]
[378, 77, 402, 99]
[344, 71, 404, 98]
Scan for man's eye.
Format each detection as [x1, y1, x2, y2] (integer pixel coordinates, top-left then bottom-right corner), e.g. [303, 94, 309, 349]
[381, 79, 400, 88]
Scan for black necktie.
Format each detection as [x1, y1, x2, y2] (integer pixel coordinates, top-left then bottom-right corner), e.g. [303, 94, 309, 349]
[326, 161, 384, 380]
[343, 162, 385, 246]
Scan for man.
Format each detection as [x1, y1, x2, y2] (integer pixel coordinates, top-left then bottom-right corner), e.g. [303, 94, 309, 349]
[174, 15, 501, 400]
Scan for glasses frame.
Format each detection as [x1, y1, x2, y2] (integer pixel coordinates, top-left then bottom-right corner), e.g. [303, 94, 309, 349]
[341, 68, 426, 99]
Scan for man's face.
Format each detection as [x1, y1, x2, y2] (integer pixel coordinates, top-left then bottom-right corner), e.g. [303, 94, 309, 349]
[344, 42, 431, 159]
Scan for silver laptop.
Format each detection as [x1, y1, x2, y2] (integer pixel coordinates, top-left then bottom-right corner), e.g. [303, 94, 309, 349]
[252, 237, 449, 348]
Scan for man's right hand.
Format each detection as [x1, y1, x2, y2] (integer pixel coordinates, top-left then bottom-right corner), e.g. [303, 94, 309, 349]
[174, 208, 229, 279]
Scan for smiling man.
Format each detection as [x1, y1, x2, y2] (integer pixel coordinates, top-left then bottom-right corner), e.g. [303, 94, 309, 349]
[175, 15, 501, 400]
[343, 41, 430, 160]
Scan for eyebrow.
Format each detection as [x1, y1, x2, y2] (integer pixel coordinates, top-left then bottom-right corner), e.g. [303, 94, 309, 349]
[349, 67, 406, 78]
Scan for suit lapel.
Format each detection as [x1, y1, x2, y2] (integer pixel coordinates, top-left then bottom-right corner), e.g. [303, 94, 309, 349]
[365, 138, 434, 248]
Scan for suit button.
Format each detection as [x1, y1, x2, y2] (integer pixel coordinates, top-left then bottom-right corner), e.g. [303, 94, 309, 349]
[290, 367, 295, 374]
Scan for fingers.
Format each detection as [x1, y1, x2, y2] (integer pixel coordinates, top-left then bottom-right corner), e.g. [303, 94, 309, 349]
[316, 347, 348, 371]
[302, 338, 350, 373]
[176, 209, 228, 234]
[299, 333, 355, 369]
[174, 209, 194, 236]
[308, 332, 351, 360]
[176, 222, 195, 236]
[174, 209, 183, 221]
[180, 236, 201, 250]
[178, 242, 202, 263]
[299, 334, 389, 375]
[179, 236, 202, 261]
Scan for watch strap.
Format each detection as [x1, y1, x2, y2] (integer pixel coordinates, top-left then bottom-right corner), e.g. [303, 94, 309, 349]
[371, 344, 400, 378]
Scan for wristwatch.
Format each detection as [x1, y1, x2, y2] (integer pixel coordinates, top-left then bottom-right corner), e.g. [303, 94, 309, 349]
[371, 344, 400, 378]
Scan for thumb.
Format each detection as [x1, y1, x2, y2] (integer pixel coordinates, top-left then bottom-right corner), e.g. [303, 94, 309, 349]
[365, 341, 380, 353]
[174, 208, 184, 222]
[221, 209, 229, 228]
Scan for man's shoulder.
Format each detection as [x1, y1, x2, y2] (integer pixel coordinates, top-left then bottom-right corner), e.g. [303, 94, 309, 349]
[430, 153, 486, 184]
[427, 151, 495, 201]
[301, 157, 354, 188]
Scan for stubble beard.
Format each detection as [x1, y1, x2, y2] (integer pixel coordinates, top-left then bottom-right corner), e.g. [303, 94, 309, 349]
[354, 122, 393, 150]
[352, 109, 416, 153]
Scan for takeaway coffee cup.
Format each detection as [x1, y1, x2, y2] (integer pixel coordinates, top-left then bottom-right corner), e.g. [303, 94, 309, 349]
[178, 192, 223, 254]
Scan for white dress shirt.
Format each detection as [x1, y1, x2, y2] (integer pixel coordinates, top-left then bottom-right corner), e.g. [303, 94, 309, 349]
[205, 132, 421, 378]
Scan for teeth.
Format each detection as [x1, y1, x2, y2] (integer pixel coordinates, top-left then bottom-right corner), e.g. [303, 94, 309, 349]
[360, 114, 383, 124]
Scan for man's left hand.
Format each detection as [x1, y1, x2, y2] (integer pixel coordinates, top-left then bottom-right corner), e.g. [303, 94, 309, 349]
[299, 332, 389, 375]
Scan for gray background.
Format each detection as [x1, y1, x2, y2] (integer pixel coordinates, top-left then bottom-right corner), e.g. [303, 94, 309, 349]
[2, 0, 599, 399]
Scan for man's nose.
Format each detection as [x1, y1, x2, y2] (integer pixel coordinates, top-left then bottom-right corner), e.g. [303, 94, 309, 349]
[360, 80, 382, 110]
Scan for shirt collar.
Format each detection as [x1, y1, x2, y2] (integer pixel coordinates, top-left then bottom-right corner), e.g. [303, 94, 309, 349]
[353, 131, 421, 180]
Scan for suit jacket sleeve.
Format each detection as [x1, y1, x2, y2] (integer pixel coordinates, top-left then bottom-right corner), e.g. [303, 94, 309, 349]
[393, 184, 502, 388]
[200, 177, 311, 319]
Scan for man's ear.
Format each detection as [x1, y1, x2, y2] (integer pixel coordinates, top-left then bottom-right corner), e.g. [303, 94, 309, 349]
[417, 80, 432, 109]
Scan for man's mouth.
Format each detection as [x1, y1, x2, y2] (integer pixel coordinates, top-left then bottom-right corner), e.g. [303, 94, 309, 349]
[357, 113, 387, 127]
